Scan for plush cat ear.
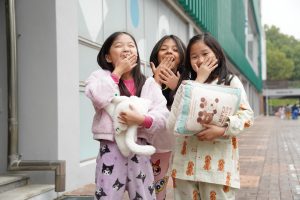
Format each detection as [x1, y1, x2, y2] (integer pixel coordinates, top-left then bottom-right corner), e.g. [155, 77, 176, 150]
[111, 96, 129, 104]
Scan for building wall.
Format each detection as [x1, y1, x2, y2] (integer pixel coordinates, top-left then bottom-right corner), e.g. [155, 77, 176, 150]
[14, 0, 58, 183]
[11, 0, 91, 190]
[176, 0, 263, 92]
[0, 0, 8, 173]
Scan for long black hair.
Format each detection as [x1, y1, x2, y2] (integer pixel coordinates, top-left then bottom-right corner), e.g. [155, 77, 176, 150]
[149, 35, 188, 107]
[97, 31, 146, 97]
[186, 33, 233, 85]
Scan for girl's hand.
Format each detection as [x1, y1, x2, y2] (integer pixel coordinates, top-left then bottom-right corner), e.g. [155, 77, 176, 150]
[113, 54, 137, 77]
[158, 55, 176, 69]
[159, 67, 180, 90]
[194, 56, 218, 83]
[150, 62, 163, 85]
[196, 124, 226, 141]
[151, 56, 175, 85]
[118, 104, 145, 126]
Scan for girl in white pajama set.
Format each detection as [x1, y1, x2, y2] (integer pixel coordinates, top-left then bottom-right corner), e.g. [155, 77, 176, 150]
[168, 33, 254, 200]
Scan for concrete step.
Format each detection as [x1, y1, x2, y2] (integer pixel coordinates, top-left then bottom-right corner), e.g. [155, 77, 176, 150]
[0, 184, 56, 200]
[0, 174, 29, 193]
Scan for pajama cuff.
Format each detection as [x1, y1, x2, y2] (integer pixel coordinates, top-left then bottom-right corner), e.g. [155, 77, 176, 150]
[111, 73, 120, 84]
[142, 116, 153, 129]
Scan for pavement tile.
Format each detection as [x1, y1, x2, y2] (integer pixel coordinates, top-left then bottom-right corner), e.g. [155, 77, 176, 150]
[65, 117, 300, 200]
[236, 117, 300, 200]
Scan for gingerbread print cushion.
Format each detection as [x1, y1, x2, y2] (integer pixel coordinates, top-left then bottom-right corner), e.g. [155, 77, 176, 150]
[172, 80, 241, 135]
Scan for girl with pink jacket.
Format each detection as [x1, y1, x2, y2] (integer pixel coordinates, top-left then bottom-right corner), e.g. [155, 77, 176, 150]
[85, 32, 169, 200]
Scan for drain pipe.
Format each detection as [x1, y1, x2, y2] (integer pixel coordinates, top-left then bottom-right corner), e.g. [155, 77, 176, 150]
[5, 0, 66, 192]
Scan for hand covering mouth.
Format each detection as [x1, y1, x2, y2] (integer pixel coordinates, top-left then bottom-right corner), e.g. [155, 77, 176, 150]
[121, 52, 132, 58]
[162, 55, 175, 61]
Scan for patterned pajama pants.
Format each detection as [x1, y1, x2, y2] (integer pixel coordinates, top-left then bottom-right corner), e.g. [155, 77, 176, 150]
[151, 152, 172, 200]
[94, 140, 156, 200]
[173, 178, 236, 200]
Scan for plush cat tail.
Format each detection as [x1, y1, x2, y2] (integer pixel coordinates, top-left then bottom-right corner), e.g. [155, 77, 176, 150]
[115, 133, 131, 157]
[126, 126, 156, 156]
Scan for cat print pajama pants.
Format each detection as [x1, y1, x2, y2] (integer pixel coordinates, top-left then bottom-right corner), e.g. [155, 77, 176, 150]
[95, 140, 156, 200]
[173, 178, 236, 200]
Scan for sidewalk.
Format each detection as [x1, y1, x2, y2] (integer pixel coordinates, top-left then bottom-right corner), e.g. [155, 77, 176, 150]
[236, 116, 300, 200]
[66, 116, 300, 200]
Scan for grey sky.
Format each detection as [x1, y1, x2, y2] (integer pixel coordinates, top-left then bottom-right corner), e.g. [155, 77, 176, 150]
[261, 0, 300, 39]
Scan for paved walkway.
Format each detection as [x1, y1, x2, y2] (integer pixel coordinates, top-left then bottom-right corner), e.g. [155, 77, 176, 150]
[237, 116, 300, 200]
[67, 116, 300, 200]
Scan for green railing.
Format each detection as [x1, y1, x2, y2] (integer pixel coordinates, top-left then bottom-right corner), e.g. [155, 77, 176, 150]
[178, 0, 262, 92]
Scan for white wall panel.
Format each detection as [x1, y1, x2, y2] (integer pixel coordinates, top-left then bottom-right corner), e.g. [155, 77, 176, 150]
[144, 0, 159, 62]
[78, 43, 99, 160]
[103, 0, 126, 39]
[78, 0, 104, 44]
[173, 15, 189, 44]
[158, 1, 188, 45]
[158, 1, 171, 38]
[126, 0, 146, 61]
[79, 44, 99, 81]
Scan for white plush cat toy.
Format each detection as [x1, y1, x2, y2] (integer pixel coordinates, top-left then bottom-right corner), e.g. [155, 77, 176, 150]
[105, 96, 156, 157]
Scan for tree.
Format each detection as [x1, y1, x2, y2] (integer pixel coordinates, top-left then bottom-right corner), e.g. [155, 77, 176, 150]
[267, 45, 294, 80]
[290, 44, 300, 80]
[265, 25, 300, 81]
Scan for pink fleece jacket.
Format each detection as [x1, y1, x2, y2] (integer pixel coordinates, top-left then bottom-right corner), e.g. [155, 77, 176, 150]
[85, 69, 172, 150]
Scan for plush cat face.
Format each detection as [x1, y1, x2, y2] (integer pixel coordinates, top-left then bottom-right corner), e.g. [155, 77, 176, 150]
[112, 96, 150, 115]
[112, 96, 151, 134]
[104, 95, 155, 157]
